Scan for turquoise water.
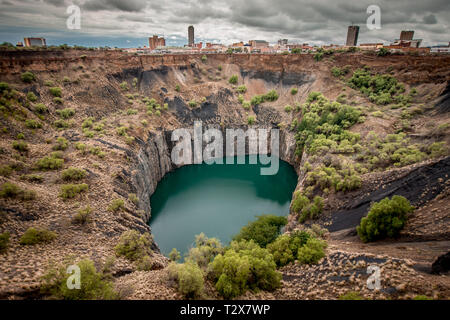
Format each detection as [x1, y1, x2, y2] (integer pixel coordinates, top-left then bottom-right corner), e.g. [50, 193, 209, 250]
[149, 155, 298, 256]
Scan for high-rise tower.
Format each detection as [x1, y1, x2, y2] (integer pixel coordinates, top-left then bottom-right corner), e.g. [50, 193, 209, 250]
[346, 25, 360, 46]
[188, 25, 194, 47]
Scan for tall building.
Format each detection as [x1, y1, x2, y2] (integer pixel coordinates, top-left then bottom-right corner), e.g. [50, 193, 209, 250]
[278, 39, 288, 46]
[148, 35, 165, 50]
[400, 31, 414, 41]
[188, 25, 194, 47]
[346, 26, 360, 46]
[24, 37, 46, 47]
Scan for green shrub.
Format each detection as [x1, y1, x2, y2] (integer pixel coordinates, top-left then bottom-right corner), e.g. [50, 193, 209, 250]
[331, 67, 343, 77]
[17, 133, 25, 139]
[20, 227, 56, 245]
[169, 248, 181, 262]
[44, 80, 54, 87]
[53, 97, 64, 104]
[72, 206, 92, 225]
[201, 55, 207, 62]
[20, 174, 44, 183]
[428, 142, 447, 158]
[0, 165, 13, 177]
[267, 231, 311, 267]
[413, 295, 433, 300]
[35, 153, 64, 170]
[34, 103, 48, 114]
[127, 193, 138, 205]
[12, 140, 29, 152]
[297, 237, 327, 264]
[27, 92, 38, 102]
[49, 87, 62, 97]
[168, 261, 204, 298]
[41, 258, 118, 299]
[114, 230, 152, 261]
[61, 167, 87, 181]
[175, 84, 180, 92]
[186, 233, 223, 269]
[237, 85, 247, 93]
[0, 182, 35, 200]
[116, 126, 127, 136]
[228, 75, 238, 84]
[339, 291, 364, 300]
[0, 232, 10, 254]
[126, 108, 137, 115]
[292, 191, 325, 223]
[314, 52, 324, 62]
[54, 119, 69, 129]
[119, 81, 129, 91]
[357, 195, 413, 242]
[21, 71, 35, 83]
[108, 198, 125, 212]
[188, 100, 197, 108]
[242, 101, 251, 110]
[291, 88, 298, 95]
[25, 119, 42, 129]
[284, 105, 293, 112]
[247, 116, 255, 125]
[56, 108, 75, 119]
[60, 183, 88, 199]
[377, 47, 390, 56]
[53, 137, 69, 151]
[233, 215, 287, 248]
[210, 240, 281, 299]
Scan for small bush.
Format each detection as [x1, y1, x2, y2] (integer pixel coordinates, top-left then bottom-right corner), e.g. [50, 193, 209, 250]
[108, 198, 125, 212]
[0, 232, 10, 254]
[116, 126, 127, 136]
[201, 55, 207, 62]
[247, 116, 255, 125]
[169, 248, 181, 262]
[56, 108, 75, 119]
[115, 230, 152, 261]
[228, 75, 238, 84]
[53, 97, 64, 104]
[21, 71, 35, 83]
[59, 183, 88, 199]
[175, 84, 180, 92]
[27, 92, 38, 102]
[0, 165, 13, 177]
[20, 227, 56, 245]
[267, 231, 311, 267]
[297, 237, 327, 264]
[237, 85, 247, 93]
[54, 119, 69, 129]
[53, 137, 69, 151]
[233, 215, 287, 248]
[35, 153, 64, 170]
[44, 80, 54, 87]
[61, 167, 87, 181]
[339, 291, 364, 300]
[119, 82, 129, 91]
[357, 195, 413, 242]
[284, 105, 293, 112]
[72, 206, 92, 225]
[12, 140, 29, 152]
[291, 88, 298, 95]
[20, 174, 44, 183]
[49, 87, 62, 97]
[210, 240, 281, 299]
[41, 259, 118, 299]
[25, 119, 43, 129]
[0, 182, 36, 200]
[168, 262, 204, 298]
[128, 193, 138, 205]
[34, 103, 48, 114]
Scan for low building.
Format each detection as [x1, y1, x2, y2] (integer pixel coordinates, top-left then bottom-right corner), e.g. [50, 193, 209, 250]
[24, 37, 46, 47]
[359, 43, 384, 50]
[249, 40, 269, 48]
[148, 35, 165, 50]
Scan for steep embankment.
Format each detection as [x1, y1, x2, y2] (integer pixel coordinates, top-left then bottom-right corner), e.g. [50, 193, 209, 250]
[0, 50, 449, 299]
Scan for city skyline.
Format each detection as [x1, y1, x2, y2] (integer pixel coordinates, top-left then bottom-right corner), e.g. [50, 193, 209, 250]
[0, 0, 449, 48]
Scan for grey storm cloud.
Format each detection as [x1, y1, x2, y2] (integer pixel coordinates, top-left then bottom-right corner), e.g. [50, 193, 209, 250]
[0, 0, 449, 46]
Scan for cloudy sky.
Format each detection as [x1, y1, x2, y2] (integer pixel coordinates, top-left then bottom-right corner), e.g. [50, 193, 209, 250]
[0, 0, 449, 47]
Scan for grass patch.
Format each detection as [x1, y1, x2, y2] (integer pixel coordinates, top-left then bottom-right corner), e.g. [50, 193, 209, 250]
[20, 227, 56, 245]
